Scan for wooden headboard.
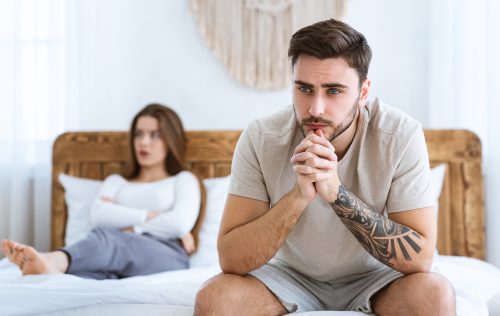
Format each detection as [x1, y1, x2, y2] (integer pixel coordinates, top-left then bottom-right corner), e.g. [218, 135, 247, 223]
[51, 130, 485, 260]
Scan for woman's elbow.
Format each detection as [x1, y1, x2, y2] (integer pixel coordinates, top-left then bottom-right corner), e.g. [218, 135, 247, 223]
[89, 207, 99, 226]
[89, 201, 105, 226]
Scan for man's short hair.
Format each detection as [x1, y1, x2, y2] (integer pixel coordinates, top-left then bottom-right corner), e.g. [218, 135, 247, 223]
[288, 19, 372, 85]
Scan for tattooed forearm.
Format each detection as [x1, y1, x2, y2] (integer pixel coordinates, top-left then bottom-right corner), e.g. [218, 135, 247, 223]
[329, 184, 422, 268]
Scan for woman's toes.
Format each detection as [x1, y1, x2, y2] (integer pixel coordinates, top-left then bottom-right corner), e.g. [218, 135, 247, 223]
[1, 240, 16, 258]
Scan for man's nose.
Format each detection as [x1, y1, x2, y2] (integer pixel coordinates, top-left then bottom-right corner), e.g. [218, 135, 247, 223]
[309, 97, 325, 117]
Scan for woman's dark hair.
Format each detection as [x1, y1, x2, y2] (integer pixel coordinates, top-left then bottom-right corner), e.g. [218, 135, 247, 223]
[125, 103, 206, 251]
[288, 18, 372, 85]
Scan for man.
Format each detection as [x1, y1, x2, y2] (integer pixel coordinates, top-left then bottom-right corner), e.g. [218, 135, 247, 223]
[195, 19, 455, 315]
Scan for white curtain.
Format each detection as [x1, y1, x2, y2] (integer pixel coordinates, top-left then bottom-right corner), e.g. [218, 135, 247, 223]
[428, 0, 500, 267]
[0, 0, 69, 251]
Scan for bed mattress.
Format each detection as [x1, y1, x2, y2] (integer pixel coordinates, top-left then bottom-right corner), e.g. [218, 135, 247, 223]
[0, 256, 499, 316]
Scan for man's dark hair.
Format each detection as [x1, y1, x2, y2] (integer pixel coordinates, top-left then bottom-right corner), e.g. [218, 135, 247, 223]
[288, 19, 372, 85]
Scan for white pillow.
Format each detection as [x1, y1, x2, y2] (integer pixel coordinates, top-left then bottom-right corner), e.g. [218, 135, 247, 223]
[58, 173, 102, 246]
[189, 176, 230, 268]
[427, 164, 447, 256]
[430, 164, 447, 214]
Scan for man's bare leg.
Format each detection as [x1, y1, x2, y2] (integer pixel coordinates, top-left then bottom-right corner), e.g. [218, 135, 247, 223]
[372, 272, 456, 316]
[195, 273, 288, 316]
[1, 239, 68, 276]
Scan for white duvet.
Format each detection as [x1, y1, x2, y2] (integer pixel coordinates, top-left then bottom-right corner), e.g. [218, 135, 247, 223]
[0, 256, 499, 316]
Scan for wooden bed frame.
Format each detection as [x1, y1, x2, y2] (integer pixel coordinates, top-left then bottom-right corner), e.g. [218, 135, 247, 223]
[51, 130, 485, 260]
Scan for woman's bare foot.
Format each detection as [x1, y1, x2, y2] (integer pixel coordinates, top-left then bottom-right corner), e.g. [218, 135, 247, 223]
[1, 239, 19, 263]
[17, 246, 62, 276]
[1, 240, 62, 275]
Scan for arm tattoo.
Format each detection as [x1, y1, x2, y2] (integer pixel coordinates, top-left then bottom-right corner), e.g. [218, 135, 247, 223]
[329, 184, 422, 267]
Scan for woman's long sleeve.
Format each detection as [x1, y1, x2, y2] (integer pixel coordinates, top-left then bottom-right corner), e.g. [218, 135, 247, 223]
[90, 175, 148, 228]
[91, 200, 148, 228]
[134, 172, 201, 239]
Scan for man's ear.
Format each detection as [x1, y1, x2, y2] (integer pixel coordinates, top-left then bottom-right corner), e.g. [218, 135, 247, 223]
[358, 79, 371, 108]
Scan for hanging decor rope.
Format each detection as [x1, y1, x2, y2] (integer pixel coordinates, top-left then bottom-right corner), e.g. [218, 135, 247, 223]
[189, 0, 346, 90]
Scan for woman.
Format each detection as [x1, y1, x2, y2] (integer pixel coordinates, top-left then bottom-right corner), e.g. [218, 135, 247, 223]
[1, 103, 206, 279]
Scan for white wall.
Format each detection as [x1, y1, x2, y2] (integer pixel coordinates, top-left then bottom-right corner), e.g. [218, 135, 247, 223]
[69, 0, 430, 131]
[485, 0, 500, 269]
[343, 0, 430, 124]
[69, 0, 289, 132]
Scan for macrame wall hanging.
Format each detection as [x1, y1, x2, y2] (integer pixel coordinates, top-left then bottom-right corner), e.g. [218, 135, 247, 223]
[189, 0, 347, 90]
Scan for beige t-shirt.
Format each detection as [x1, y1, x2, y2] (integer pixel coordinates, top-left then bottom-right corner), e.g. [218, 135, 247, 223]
[229, 98, 434, 282]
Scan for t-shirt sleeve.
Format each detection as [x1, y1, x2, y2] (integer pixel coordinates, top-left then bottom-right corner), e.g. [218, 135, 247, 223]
[386, 128, 435, 213]
[228, 121, 269, 202]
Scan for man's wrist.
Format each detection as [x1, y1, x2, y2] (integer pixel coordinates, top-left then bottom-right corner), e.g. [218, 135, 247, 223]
[328, 184, 344, 204]
[289, 187, 313, 210]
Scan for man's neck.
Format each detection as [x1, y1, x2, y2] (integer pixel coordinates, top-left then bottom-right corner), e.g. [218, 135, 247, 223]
[331, 108, 360, 161]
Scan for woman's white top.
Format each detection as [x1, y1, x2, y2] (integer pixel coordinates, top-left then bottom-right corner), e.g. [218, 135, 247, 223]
[90, 171, 201, 240]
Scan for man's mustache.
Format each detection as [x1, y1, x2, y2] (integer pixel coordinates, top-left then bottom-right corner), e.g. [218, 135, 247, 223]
[301, 117, 333, 125]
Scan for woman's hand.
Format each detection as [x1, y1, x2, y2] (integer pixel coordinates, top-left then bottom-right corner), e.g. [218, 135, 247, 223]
[146, 211, 160, 221]
[100, 196, 113, 202]
[180, 233, 195, 254]
[121, 226, 134, 233]
[121, 211, 159, 233]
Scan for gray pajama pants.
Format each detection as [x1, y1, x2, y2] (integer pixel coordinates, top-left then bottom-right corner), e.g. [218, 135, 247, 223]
[61, 227, 188, 280]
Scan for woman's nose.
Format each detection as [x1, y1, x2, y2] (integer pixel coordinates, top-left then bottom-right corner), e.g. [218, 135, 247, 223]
[140, 135, 152, 145]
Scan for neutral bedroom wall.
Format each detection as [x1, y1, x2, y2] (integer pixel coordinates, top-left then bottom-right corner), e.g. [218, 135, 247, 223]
[68, 0, 289, 132]
[68, 0, 430, 132]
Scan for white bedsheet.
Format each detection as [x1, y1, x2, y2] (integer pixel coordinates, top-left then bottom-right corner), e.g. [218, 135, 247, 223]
[0, 259, 219, 315]
[0, 256, 499, 315]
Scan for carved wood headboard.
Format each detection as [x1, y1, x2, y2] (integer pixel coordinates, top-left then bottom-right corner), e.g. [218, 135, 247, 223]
[51, 129, 485, 260]
[424, 130, 485, 259]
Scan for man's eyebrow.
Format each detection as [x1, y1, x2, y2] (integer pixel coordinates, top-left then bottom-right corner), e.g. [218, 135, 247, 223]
[321, 82, 348, 89]
[294, 80, 313, 87]
[294, 80, 348, 89]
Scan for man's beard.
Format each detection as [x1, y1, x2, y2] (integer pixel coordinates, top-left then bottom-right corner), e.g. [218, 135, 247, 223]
[299, 102, 358, 142]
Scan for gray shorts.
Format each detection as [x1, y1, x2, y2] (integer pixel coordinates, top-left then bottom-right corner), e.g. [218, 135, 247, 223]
[249, 260, 403, 313]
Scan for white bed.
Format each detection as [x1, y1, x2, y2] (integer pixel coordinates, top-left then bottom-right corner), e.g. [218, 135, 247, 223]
[0, 256, 499, 315]
[1, 130, 499, 315]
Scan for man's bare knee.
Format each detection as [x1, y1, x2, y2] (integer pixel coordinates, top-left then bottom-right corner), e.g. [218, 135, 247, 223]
[195, 273, 230, 315]
[423, 273, 456, 313]
[194, 273, 286, 316]
[373, 272, 455, 316]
